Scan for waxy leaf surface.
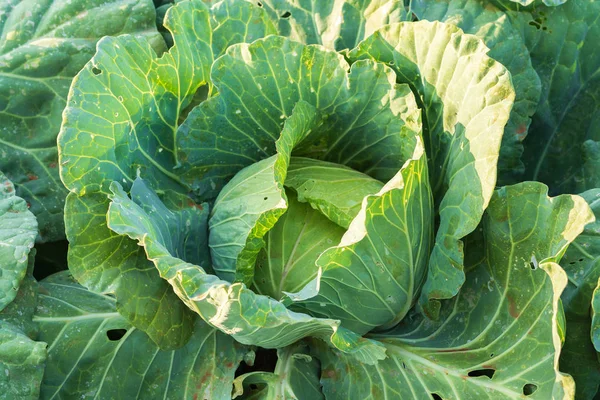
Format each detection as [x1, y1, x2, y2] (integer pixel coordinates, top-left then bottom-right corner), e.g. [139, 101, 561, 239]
[317, 182, 593, 400]
[349, 21, 515, 316]
[35, 272, 244, 400]
[0, 0, 163, 241]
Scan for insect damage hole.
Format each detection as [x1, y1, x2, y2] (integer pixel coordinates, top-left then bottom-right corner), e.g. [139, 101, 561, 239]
[91, 67, 102, 75]
[106, 328, 127, 341]
[523, 383, 538, 396]
[529, 255, 538, 270]
[280, 11, 291, 18]
[467, 368, 495, 379]
[430, 393, 443, 400]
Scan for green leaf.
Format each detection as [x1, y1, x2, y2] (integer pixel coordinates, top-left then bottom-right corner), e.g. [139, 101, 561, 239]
[410, 0, 542, 185]
[593, 280, 600, 351]
[562, 189, 600, 319]
[0, 0, 163, 242]
[316, 182, 593, 400]
[63, 192, 196, 350]
[348, 21, 515, 317]
[550, 189, 600, 398]
[233, 343, 324, 400]
[35, 271, 245, 400]
[490, 0, 568, 10]
[58, 0, 277, 196]
[0, 171, 37, 311]
[559, 316, 600, 400]
[0, 252, 39, 338]
[0, 252, 46, 400]
[290, 134, 433, 334]
[251, 0, 407, 51]
[178, 36, 420, 201]
[209, 101, 320, 284]
[519, 0, 600, 193]
[582, 140, 600, 191]
[0, 321, 46, 400]
[106, 178, 387, 364]
[58, 0, 275, 349]
[59, 0, 212, 195]
[253, 189, 346, 300]
[210, 0, 278, 58]
[284, 157, 384, 229]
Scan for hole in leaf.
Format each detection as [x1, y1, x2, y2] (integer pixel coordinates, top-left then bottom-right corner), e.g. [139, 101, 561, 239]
[529, 262, 537, 270]
[281, 11, 291, 18]
[106, 329, 127, 341]
[467, 368, 495, 379]
[235, 348, 277, 377]
[431, 394, 443, 400]
[402, 362, 407, 369]
[523, 383, 538, 396]
[264, 197, 268, 200]
[32, 240, 69, 280]
[490, 353, 494, 358]
[91, 67, 102, 75]
[257, 1, 262, 6]
[579, 258, 584, 262]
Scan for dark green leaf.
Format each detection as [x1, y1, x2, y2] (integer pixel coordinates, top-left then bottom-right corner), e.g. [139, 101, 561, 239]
[35, 272, 245, 400]
[0, 0, 163, 242]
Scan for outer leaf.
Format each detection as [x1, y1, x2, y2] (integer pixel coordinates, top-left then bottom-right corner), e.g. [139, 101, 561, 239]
[285, 157, 384, 229]
[562, 189, 600, 318]
[0, 0, 163, 242]
[348, 21, 515, 317]
[253, 190, 346, 300]
[210, 0, 278, 58]
[209, 101, 319, 283]
[58, 0, 277, 195]
[0, 252, 39, 338]
[519, 0, 600, 193]
[178, 36, 420, 201]
[63, 193, 196, 350]
[252, 0, 406, 51]
[59, 0, 212, 195]
[560, 189, 600, 399]
[411, 0, 541, 185]
[35, 272, 245, 400]
[0, 171, 37, 311]
[582, 140, 600, 191]
[593, 280, 600, 351]
[316, 182, 593, 400]
[544, 188, 600, 399]
[491, 0, 569, 10]
[58, 0, 275, 349]
[0, 252, 46, 400]
[560, 316, 600, 400]
[0, 322, 46, 400]
[106, 178, 387, 364]
[291, 134, 433, 334]
[233, 343, 324, 400]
